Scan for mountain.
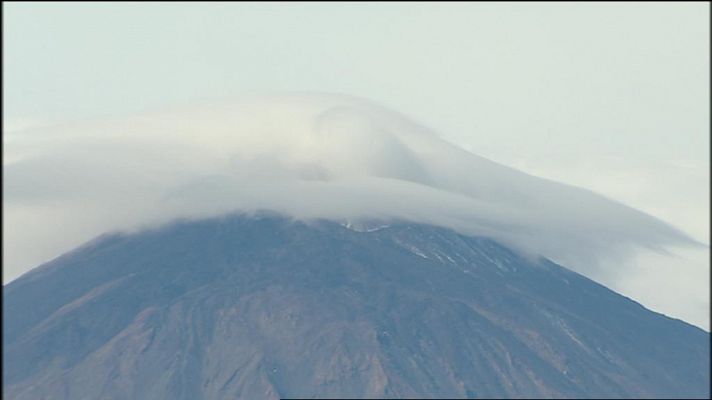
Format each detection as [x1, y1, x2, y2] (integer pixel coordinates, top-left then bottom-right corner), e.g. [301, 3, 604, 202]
[3, 214, 709, 399]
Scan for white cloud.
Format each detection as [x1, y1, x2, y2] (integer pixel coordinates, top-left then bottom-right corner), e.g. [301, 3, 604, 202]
[3, 93, 704, 325]
[484, 152, 709, 329]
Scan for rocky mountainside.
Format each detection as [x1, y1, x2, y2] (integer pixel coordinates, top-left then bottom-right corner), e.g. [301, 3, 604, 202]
[3, 214, 709, 399]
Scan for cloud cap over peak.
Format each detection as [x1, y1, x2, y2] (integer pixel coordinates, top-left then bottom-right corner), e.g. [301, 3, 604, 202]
[3, 93, 696, 282]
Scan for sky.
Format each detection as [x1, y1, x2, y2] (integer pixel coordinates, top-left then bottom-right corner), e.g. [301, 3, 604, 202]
[3, 2, 709, 328]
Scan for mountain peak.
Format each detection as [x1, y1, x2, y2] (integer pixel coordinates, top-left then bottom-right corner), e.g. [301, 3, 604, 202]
[4, 214, 708, 399]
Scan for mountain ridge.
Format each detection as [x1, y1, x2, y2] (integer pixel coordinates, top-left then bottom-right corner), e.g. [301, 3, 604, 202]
[3, 213, 709, 399]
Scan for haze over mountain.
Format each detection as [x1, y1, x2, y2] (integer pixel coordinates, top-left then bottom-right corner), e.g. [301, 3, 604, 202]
[4, 214, 709, 399]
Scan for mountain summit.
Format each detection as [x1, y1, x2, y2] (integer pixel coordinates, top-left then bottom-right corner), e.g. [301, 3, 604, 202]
[4, 214, 708, 399]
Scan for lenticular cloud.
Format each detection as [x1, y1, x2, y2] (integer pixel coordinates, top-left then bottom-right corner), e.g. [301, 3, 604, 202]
[3, 93, 696, 280]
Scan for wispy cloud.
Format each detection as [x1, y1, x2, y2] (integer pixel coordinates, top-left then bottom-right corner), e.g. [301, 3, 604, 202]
[3, 93, 699, 287]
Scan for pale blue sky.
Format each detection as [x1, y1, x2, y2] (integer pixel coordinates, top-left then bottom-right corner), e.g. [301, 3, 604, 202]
[4, 2, 709, 160]
[3, 2, 710, 328]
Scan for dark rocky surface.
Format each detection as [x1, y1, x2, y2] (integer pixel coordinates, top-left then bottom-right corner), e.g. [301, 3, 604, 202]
[4, 214, 709, 399]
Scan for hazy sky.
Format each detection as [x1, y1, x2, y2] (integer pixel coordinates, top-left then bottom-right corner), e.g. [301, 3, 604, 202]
[3, 2, 709, 328]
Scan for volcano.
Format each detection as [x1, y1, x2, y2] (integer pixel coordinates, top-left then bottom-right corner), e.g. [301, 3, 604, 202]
[3, 214, 709, 399]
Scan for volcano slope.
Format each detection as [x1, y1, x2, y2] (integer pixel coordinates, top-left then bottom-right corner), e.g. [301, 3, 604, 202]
[3, 214, 709, 399]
